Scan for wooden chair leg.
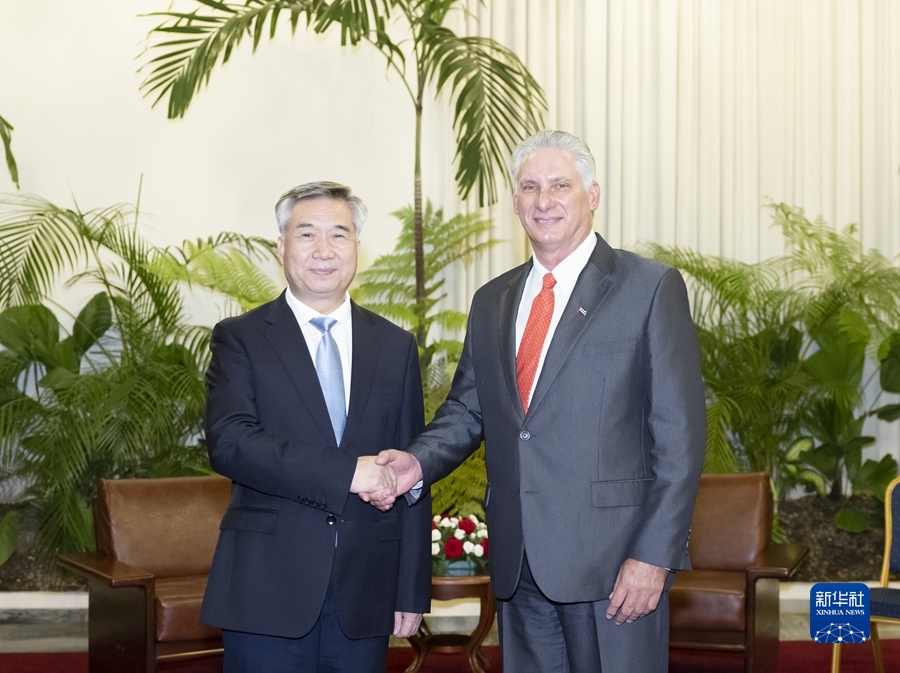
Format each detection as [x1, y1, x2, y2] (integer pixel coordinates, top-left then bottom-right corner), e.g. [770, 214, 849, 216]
[871, 622, 884, 673]
[830, 642, 841, 673]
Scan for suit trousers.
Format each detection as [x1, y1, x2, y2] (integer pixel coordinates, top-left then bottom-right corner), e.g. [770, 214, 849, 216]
[497, 554, 669, 673]
[222, 571, 389, 673]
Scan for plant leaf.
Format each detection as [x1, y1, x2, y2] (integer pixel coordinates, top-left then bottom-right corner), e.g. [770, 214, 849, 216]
[0, 113, 19, 189]
[834, 506, 871, 533]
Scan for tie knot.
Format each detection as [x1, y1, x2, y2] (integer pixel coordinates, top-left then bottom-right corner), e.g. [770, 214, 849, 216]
[542, 273, 557, 290]
[310, 316, 337, 334]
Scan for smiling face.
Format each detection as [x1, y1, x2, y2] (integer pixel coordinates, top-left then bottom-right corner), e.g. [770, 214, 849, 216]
[277, 197, 360, 314]
[513, 147, 601, 270]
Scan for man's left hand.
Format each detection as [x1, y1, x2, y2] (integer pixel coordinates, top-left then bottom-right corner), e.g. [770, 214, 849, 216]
[393, 611, 423, 638]
[606, 558, 668, 625]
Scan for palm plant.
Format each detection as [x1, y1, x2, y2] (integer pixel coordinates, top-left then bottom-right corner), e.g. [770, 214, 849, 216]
[139, 0, 546, 347]
[648, 203, 900, 530]
[0, 193, 278, 560]
[0, 114, 17, 189]
[353, 200, 493, 515]
[645, 242, 810, 483]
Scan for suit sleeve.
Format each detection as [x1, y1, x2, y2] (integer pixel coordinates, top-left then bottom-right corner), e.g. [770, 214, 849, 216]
[394, 335, 433, 613]
[629, 268, 706, 570]
[205, 320, 357, 516]
[407, 317, 485, 489]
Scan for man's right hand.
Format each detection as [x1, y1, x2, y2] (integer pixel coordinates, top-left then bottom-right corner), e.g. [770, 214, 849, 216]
[350, 455, 396, 497]
[358, 450, 423, 511]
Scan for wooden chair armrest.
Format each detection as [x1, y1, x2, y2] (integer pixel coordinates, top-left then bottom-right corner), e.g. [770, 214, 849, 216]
[59, 552, 154, 588]
[747, 544, 809, 581]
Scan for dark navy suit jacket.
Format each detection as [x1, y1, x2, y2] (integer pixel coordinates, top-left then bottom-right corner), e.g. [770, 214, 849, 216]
[200, 293, 431, 639]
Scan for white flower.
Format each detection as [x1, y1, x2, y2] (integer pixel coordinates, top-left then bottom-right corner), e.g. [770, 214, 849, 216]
[468, 514, 479, 525]
[454, 528, 466, 540]
[439, 517, 454, 528]
[433, 516, 441, 524]
[431, 529, 442, 542]
[463, 541, 474, 554]
[473, 544, 484, 557]
[432, 542, 440, 556]
[478, 529, 488, 538]
[449, 517, 459, 527]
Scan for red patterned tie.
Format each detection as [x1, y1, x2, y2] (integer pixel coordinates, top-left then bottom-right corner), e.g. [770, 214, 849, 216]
[516, 273, 556, 414]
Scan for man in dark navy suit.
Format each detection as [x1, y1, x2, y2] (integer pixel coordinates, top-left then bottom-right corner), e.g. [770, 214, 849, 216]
[200, 182, 431, 673]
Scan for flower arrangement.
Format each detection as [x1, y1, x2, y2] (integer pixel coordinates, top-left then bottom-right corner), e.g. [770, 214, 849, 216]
[431, 514, 489, 576]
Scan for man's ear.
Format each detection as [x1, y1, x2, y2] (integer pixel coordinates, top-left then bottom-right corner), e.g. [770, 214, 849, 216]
[589, 182, 601, 210]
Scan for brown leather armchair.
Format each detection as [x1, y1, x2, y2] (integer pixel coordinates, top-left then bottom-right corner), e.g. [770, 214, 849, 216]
[59, 475, 231, 673]
[669, 472, 808, 673]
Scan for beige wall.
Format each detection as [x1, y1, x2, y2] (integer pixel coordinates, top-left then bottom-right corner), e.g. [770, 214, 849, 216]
[2, 0, 899, 460]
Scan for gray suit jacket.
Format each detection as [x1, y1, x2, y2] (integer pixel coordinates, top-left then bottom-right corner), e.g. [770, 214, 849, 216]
[408, 234, 706, 603]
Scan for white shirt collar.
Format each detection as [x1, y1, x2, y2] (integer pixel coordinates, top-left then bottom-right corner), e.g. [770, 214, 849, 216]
[530, 231, 597, 290]
[284, 289, 353, 326]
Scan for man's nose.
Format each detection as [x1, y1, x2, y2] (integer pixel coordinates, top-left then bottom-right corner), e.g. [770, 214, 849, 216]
[311, 238, 336, 258]
[536, 188, 554, 209]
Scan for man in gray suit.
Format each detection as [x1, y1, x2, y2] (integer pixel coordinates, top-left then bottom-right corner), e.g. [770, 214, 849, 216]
[368, 130, 706, 672]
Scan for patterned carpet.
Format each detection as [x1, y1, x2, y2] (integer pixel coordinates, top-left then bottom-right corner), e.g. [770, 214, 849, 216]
[3, 641, 899, 672]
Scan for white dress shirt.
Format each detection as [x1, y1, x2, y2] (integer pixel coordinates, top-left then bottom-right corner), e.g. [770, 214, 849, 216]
[283, 289, 353, 414]
[514, 232, 597, 407]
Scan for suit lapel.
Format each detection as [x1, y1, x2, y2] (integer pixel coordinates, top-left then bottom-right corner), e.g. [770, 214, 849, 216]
[343, 301, 378, 446]
[527, 235, 618, 416]
[498, 262, 531, 419]
[263, 292, 339, 445]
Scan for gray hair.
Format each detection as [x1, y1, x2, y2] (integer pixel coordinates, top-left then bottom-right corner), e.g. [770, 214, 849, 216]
[275, 181, 367, 236]
[508, 130, 597, 192]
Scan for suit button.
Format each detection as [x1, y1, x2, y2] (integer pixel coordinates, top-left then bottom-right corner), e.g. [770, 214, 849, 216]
[326, 515, 337, 525]
[520, 431, 530, 440]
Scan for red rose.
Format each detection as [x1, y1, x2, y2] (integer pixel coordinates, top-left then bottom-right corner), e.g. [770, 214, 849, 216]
[444, 537, 463, 559]
[458, 518, 476, 534]
[481, 538, 489, 558]
[432, 520, 437, 530]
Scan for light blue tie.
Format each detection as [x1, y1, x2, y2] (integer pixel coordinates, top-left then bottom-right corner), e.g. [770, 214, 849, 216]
[309, 317, 346, 444]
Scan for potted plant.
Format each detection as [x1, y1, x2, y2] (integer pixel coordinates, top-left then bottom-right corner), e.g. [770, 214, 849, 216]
[648, 203, 900, 533]
[430, 512, 488, 576]
[0, 192, 277, 565]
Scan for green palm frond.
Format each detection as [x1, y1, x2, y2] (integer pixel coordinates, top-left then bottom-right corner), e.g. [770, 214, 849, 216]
[420, 26, 546, 203]
[0, 195, 96, 308]
[354, 201, 496, 363]
[148, 235, 280, 311]
[0, 114, 18, 189]
[431, 445, 487, 516]
[140, 0, 395, 118]
[701, 395, 740, 474]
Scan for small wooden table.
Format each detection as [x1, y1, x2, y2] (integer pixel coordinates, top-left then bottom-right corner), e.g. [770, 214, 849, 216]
[405, 574, 496, 673]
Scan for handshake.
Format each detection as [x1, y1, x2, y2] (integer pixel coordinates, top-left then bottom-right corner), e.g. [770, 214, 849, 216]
[350, 450, 423, 511]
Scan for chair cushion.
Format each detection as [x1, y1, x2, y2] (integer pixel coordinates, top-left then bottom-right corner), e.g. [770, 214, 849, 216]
[871, 587, 900, 620]
[669, 569, 746, 631]
[155, 575, 221, 642]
